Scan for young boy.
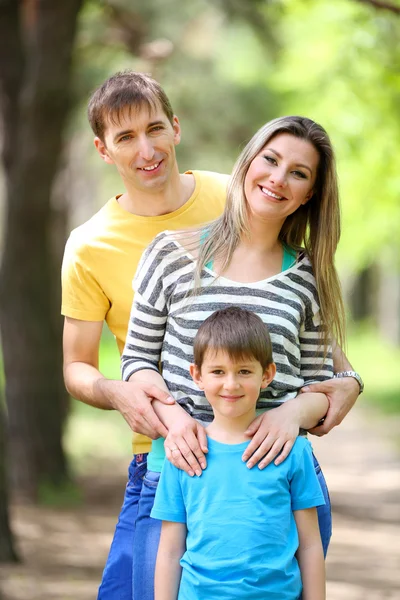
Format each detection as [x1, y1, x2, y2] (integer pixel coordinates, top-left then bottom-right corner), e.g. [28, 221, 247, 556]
[151, 306, 328, 600]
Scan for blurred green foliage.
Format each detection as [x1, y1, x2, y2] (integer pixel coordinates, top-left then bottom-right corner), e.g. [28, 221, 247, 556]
[347, 323, 400, 414]
[68, 0, 400, 276]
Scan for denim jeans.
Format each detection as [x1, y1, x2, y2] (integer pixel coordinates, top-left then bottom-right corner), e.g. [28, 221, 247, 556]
[313, 453, 332, 557]
[132, 470, 162, 600]
[97, 454, 147, 600]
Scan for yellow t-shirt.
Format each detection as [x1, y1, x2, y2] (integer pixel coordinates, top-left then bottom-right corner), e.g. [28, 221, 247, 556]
[61, 170, 228, 454]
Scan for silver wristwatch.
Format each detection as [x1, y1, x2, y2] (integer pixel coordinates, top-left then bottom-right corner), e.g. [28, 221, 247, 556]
[333, 370, 364, 394]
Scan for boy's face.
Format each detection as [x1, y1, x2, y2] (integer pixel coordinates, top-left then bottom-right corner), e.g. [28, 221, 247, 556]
[94, 101, 181, 194]
[190, 350, 276, 421]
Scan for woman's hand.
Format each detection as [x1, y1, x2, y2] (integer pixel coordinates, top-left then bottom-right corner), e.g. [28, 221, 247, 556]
[164, 412, 208, 477]
[242, 402, 301, 469]
[302, 376, 359, 436]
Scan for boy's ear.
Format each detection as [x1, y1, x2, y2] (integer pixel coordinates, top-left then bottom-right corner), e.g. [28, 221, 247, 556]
[189, 363, 204, 390]
[261, 362, 276, 389]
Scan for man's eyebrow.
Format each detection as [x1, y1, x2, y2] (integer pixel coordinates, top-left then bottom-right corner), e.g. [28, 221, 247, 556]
[266, 147, 313, 174]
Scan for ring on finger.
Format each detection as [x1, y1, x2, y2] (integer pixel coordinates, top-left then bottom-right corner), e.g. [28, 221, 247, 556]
[170, 447, 180, 453]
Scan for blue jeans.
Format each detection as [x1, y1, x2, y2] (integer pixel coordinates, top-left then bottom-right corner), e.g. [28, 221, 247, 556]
[97, 454, 147, 600]
[313, 453, 332, 557]
[132, 470, 162, 600]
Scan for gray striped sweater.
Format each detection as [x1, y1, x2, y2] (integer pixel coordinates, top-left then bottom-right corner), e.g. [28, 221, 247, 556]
[121, 232, 333, 423]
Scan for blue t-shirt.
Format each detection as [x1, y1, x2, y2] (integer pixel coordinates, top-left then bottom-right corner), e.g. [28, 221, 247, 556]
[151, 436, 325, 600]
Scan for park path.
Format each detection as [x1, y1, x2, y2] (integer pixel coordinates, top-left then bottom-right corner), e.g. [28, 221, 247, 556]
[311, 404, 400, 599]
[1, 404, 399, 599]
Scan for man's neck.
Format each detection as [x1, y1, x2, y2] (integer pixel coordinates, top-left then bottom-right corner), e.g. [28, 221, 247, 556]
[207, 410, 256, 444]
[118, 171, 195, 217]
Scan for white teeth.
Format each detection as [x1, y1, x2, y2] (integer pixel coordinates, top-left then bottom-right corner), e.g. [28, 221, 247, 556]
[142, 162, 160, 171]
[261, 187, 283, 200]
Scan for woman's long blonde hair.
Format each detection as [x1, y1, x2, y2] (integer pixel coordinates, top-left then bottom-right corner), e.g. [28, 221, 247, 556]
[192, 115, 345, 353]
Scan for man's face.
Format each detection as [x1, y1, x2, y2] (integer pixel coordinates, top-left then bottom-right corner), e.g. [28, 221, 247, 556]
[95, 102, 181, 193]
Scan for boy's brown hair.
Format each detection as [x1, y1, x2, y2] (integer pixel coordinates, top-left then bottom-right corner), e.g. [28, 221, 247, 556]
[88, 70, 174, 141]
[193, 307, 273, 370]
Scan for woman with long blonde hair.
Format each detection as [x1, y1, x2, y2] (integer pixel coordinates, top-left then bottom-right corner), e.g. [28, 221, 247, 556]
[122, 116, 362, 598]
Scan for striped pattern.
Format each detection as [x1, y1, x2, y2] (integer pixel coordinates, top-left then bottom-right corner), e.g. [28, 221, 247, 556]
[122, 232, 333, 423]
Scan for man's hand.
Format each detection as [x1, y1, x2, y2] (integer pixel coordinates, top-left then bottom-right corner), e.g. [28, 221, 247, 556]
[101, 379, 175, 439]
[302, 376, 359, 436]
[164, 412, 208, 477]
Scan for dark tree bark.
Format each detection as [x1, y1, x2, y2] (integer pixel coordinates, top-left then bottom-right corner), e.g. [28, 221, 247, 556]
[356, 0, 400, 15]
[0, 0, 84, 502]
[0, 395, 18, 562]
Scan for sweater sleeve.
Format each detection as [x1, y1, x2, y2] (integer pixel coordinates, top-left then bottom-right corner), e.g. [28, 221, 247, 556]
[121, 233, 171, 382]
[298, 263, 334, 383]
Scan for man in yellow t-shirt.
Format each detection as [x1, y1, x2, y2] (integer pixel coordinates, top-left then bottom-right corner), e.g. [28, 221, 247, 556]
[61, 71, 228, 600]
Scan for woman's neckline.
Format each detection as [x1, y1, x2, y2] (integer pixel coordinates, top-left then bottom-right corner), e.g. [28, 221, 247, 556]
[169, 234, 302, 286]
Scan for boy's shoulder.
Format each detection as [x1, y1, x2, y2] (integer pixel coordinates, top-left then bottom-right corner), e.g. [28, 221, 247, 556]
[290, 436, 313, 462]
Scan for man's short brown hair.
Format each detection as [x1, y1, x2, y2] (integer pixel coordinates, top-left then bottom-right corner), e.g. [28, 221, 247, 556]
[87, 70, 174, 141]
[193, 307, 273, 370]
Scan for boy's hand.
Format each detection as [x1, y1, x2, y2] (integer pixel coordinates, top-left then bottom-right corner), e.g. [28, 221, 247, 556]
[242, 402, 300, 469]
[164, 414, 208, 477]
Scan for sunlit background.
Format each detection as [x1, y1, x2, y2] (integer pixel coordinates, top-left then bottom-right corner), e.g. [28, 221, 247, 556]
[1, 1, 399, 599]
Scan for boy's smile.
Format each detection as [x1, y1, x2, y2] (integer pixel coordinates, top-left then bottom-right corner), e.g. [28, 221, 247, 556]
[190, 350, 275, 421]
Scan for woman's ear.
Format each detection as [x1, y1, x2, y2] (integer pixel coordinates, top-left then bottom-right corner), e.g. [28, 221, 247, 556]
[302, 188, 314, 205]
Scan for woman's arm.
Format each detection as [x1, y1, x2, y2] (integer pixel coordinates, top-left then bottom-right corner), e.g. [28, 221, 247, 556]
[155, 521, 187, 600]
[121, 236, 208, 474]
[302, 343, 361, 436]
[242, 392, 328, 469]
[294, 508, 326, 600]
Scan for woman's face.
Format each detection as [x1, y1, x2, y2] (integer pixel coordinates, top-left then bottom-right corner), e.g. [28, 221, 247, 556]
[244, 133, 320, 224]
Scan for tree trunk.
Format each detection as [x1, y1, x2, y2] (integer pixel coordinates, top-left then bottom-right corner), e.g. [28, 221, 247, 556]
[0, 394, 18, 562]
[0, 0, 84, 500]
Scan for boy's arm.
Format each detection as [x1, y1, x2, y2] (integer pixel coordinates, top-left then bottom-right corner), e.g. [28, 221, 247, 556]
[294, 508, 326, 600]
[155, 521, 187, 600]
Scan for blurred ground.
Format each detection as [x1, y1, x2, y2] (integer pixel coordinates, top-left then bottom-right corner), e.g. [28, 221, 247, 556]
[0, 404, 399, 600]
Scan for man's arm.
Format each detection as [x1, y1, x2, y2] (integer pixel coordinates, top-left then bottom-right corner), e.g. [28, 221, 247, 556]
[294, 508, 325, 600]
[63, 317, 174, 438]
[302, 344, 360, 436]
[154, 521, 186, 600]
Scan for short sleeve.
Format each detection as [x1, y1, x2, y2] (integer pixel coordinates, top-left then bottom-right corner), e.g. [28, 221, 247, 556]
[61, 232, 110, 321]
[289, 438, 325, 512]
[150, 459, 187, 523]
